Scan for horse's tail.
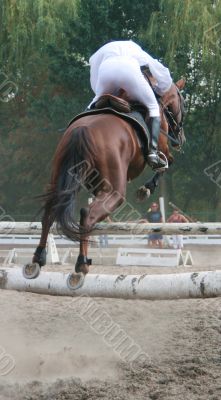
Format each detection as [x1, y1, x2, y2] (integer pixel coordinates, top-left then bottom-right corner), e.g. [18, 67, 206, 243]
[44, 125, 94, 241]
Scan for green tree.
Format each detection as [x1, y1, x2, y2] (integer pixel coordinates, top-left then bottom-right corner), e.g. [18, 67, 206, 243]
[141, 0, 221, 219]
[1, 0, 220, 221]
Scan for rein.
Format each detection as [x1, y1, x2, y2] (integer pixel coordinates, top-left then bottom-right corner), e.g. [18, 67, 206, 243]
[159, 122, 182, 147]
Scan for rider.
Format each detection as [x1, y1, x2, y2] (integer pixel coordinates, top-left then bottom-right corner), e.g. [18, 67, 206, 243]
[87, 40, 173, 170]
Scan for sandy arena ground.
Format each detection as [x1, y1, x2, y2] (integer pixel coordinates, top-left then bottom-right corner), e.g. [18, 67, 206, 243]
[0, 245, 221, 400]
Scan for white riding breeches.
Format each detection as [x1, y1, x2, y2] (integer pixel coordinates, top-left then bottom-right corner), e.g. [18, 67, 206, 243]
[88, 56, 160, 117]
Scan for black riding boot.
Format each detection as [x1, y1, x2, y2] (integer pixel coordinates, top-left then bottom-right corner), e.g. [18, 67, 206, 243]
[147, 116, 167, 170]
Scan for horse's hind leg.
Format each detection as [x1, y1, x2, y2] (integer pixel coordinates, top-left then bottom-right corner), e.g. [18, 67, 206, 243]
[24, 199, 55, 279]
[76, 185, 126, 275]
[33, 204, 55, 266]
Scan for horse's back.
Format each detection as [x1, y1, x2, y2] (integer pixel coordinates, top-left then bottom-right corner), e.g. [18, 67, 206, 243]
[71, 113, 134, 155]
[71, 113, 130, 137]
[68, 112, 145, 180]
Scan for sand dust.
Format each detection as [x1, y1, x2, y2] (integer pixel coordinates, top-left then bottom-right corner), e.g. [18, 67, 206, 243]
[0, 246, 221, 399]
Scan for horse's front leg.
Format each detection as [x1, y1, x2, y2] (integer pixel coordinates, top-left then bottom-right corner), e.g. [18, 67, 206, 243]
[137, 152, 174, 201]
[136, 171, 162, 201]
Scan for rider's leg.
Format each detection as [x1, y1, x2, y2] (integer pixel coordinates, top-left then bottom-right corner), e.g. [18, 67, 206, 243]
[88, 57, 167, 169]
[99, 60, 167, 170]
[122, 72, 167, 170]
[146, 115, 167, 169]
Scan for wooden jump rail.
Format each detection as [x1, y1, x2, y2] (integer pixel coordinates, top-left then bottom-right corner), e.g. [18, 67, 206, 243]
[1, 221, 221, 236]
[1, 267, 221, 300]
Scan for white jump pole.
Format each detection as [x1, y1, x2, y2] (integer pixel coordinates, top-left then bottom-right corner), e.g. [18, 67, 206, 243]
[1, 221, 221, 235]
[1, 268, 221, 300]
[159, 197, 166, 223]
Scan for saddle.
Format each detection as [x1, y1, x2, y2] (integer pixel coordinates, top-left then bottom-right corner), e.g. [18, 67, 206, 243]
[94, 94, 132, 113]
[92, 93, 149, 121]
[67, 95, 150, 160]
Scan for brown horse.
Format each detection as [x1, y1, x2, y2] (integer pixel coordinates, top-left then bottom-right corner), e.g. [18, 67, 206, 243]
[24, 79, 186, 283]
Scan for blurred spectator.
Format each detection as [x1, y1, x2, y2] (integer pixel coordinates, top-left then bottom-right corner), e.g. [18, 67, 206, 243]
[145, 202, 163, 248]
[99, 235, 109, 248]
[99, 216, 112, 248]
[167, 209, 189, 249]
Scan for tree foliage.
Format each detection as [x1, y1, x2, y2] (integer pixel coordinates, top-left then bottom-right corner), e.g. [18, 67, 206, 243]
[0, 0, 220, 220]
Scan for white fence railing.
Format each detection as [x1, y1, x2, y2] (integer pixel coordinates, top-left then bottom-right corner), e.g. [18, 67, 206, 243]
[1, 234, 221, 246]
[1, 221, 221, 235]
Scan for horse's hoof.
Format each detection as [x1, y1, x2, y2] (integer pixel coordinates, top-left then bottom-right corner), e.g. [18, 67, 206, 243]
[75, 256, 91, 275]
[136, 186, 151, 202]
[23, 263, 41, 279]
[67, 272, 85, 290]
[75, 263, 90, 274]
